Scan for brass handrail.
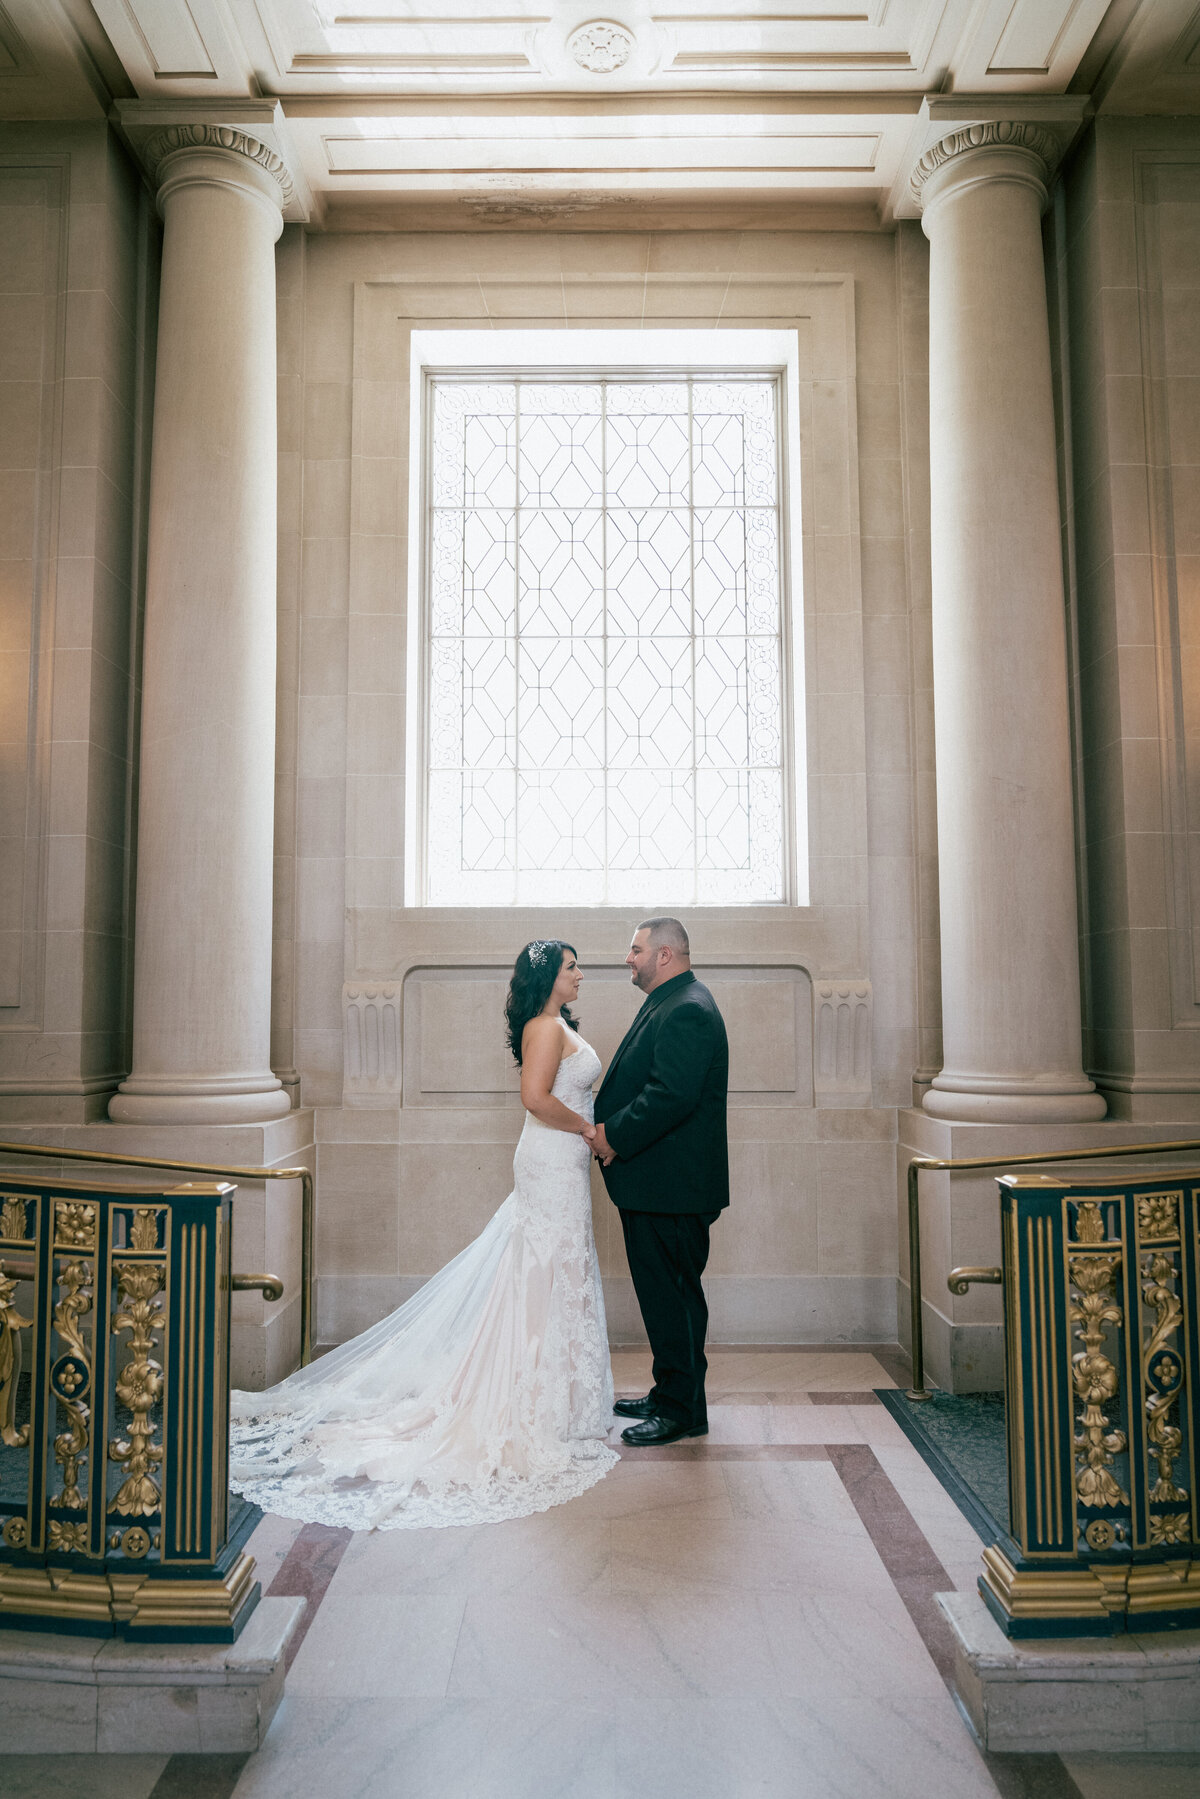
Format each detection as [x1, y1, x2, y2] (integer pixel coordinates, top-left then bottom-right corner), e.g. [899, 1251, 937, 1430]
[0, 1138, 314, 1367]
[905, 1135, 1200, 1401]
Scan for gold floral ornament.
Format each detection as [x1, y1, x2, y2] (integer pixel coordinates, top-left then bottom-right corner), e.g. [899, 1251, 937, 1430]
[1137, 1192, 1180, 1241]
[54, 1201, 97, 1251]
[51, 1261, 92, 1509]
[108, 1262, 164, 1518]
[0, 1195, 28, 1241]
[1069, 1252, 1130, 1509]
[2, 1515, 27, 1548]
[0, 1262, 33, 1448]
[1085, 1518, 1116, 1551]
[130, 1208, 160, 1253]
[1149, 1512, 1191, 1546]
[1142, 1250, 1188, 1504]
[120, 1526, 151, 1559]
[1073, 1201, 1108, 1245]
[47, 1520, 88, 1554]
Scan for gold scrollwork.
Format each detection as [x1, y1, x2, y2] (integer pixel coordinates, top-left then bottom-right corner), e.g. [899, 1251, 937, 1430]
[1137, 1193, 1181, 1242]
[50, 1260, 93, 1510]
[1149, 1512, 1192, 1546]
[0, 1195, 29, 1241]
[54, 1202, 97, 1251]
[0, 1261, 32, 1448]
[47, 1519, 88, 1554]
[1069, 1252, 1130, 1509]
[1141, 1250, 1188, 1505]
[108, 1262, 164, 1518]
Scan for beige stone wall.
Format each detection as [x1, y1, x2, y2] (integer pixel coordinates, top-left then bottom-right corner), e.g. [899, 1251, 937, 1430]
[275, 226, 923, 1345]
[0, 123, 155, 1124]
[1061, 117, 1200, 1122]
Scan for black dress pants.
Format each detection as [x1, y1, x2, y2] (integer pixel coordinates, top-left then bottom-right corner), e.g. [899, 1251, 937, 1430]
[619, 1208, 720, 1427]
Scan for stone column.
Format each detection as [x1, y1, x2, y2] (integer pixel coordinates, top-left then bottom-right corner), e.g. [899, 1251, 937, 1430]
[111, 127, 291, 1125]
[914, 123, 1104, 1125]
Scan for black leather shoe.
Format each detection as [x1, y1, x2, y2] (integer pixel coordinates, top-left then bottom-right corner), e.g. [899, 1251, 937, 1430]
[620, 1413, 708, 1447]
[613, 1394, 656, 1418]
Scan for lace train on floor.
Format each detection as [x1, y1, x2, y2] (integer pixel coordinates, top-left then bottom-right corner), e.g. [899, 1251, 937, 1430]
[229, 1035, 617, 1530]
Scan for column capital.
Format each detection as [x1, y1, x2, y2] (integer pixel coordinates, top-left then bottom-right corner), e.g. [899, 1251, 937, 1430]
[910, 120, 1061, 215]
[111, 100, 312, 225]
[885, 94, 1088, 223]
[145, 123, 294, 213]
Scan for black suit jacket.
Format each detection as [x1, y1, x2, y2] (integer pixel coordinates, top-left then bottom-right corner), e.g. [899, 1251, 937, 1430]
[594, 970, 729, 1216]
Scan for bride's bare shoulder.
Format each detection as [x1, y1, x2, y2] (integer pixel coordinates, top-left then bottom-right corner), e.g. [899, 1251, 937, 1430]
[521, 1013, 562, 1049]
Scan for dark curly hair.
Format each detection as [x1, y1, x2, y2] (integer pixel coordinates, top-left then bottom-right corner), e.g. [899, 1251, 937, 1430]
[505, 940, 580, 1065]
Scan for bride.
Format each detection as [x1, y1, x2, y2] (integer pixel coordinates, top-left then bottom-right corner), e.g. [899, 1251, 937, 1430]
[228, 941, 618, 1530]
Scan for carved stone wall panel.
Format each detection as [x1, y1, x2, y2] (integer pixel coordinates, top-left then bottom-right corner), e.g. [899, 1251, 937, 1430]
[343, 984, 403, 1104]
[813, 979, 872, 1106]
[385, 963, 814, 1107]
[415, 976, 515, 1098]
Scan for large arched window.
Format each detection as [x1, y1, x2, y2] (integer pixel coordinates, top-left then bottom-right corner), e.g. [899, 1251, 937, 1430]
[407, 332, 805, 906]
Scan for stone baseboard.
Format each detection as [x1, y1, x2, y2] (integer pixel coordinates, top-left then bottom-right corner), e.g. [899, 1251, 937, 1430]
[0, 1596, 304, 1753]
[939, 1589, 1200, 1753]
[896, 1279, 1005, 1391]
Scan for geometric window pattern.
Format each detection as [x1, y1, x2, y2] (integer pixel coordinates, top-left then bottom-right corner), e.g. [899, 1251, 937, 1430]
[425, 376, 786, 904]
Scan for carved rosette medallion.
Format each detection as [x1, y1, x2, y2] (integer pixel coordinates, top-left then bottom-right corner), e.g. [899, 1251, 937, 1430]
[910, 121, 1061, 208]
[568, 19, 634, 73]
[47, 1519, 88, 1554]
[1068, 1251, 1130, 1511]
[144, 124, 294, 207]
[108, 1262, 165, 1519]
[54, 1201, 97, 1251]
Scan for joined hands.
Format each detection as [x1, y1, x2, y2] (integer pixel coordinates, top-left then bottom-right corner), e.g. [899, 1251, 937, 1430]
[582, 1122, 616, 1166]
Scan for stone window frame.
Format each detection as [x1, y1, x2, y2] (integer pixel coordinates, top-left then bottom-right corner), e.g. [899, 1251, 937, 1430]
[342, 272, 868, 975]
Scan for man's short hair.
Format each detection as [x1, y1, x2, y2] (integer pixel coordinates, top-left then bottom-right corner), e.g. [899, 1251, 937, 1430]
[637, 916, 690, 956]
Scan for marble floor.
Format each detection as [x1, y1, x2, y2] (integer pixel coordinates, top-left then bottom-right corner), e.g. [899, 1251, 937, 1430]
[3, 1348, 1199, 1799]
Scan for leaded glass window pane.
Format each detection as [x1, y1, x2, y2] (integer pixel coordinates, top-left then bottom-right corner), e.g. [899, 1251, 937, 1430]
[424, 374, 788, 904]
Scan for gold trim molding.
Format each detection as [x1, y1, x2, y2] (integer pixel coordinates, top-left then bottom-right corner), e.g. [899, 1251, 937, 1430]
[0, 1551, 257, 1635]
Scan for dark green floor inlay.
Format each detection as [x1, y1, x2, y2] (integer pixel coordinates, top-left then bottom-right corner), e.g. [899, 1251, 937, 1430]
[878, 1388, 1008, 1542]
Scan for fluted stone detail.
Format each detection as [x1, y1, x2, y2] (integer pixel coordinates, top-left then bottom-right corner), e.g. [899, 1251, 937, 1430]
[145, 123, 294, 207]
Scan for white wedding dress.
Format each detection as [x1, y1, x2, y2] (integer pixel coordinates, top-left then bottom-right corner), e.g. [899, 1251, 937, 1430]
[228, 1028, 618, 1530]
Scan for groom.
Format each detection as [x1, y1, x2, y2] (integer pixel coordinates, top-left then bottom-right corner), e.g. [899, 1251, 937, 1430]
[590, 917, 729, 1447]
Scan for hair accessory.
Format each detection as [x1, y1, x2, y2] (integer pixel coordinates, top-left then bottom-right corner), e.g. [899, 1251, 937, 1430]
[527, 940, 552, 969]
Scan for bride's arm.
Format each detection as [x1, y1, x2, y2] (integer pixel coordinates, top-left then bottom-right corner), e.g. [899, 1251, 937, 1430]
[520, 1018, 593, 1135]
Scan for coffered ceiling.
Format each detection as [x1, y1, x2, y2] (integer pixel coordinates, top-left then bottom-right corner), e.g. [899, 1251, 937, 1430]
[3, 0, 1198, 225]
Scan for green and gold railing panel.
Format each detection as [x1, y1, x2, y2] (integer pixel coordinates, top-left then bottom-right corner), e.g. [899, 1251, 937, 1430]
[981, 1170, 1200, 1636]
[0, 1174, 263, 1641]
